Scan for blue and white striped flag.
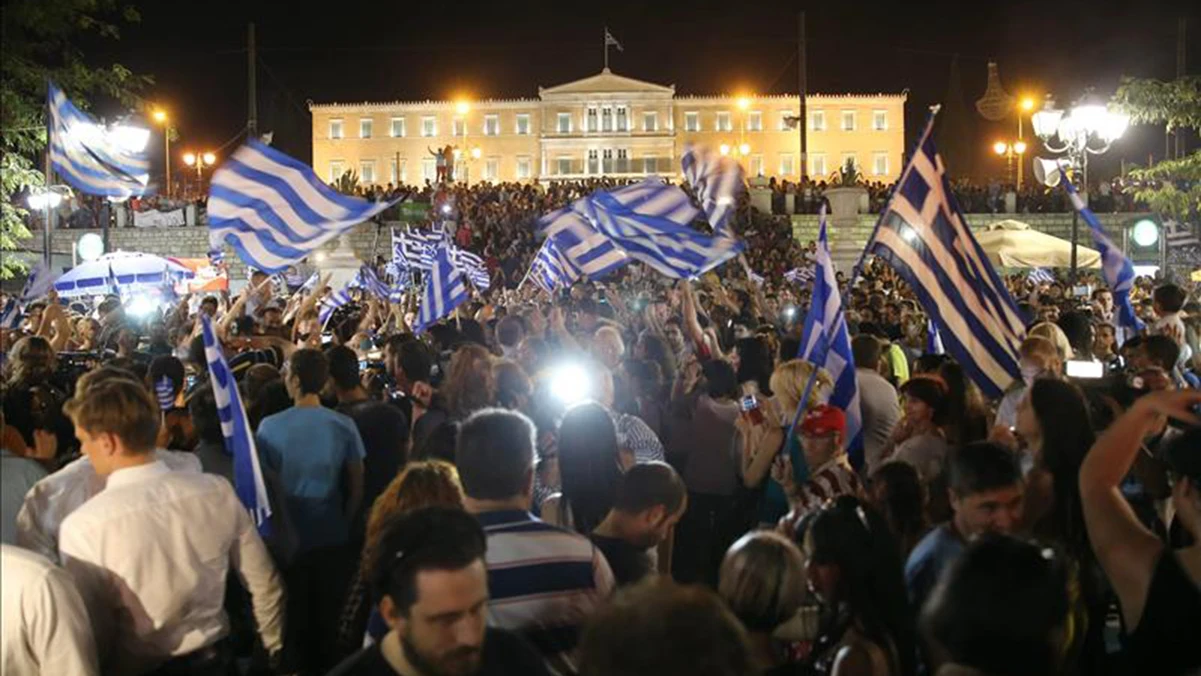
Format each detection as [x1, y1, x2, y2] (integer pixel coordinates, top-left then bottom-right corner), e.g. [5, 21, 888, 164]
[319, 286, 353, 327]
[450, 247, 491, 290]
[528, 238, 580, 293]
[416, 242, 467, 334]
[784, 266, 815, 287]
[927, 318, 945, 355]
[538, 207, 630, 280]
[48, 82, 150, 199]
[681, 144, 745, 237]
[208, 140, 398, 273]
[352, 265, 398, 303]
[865, 113, 1025, 398]
[1061, 174, 1145, 332]
[396, 229, 441, 271]
[0, 298, 21, 330]
[20, 261, 59, 302]
[1027, 268, 1055, 285]
[579, 179, 742, 278]
[799, 206, 863, 467]
[199, 315, 272, 535]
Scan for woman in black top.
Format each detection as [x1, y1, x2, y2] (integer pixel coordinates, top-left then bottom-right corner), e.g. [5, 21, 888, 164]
[1079, 390, 1201, 675]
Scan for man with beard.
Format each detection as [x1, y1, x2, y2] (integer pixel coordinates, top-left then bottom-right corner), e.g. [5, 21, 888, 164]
[326, 506, 549, 676]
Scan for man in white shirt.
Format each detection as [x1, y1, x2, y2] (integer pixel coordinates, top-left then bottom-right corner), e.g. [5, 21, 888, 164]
[1, 544, 99, 675]
[57, 378, 286, 675]
[851, 335, 901, 473]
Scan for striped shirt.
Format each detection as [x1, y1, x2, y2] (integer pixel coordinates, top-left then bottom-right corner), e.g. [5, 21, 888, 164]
[475, 510, 615, 676]
[790, 454, 863, 516]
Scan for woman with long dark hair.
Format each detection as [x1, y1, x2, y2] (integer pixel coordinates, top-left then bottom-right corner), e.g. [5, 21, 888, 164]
[800, 496, 916, 676]
[936, 361, 988, 447]
[868, 461, 929, 562]
[543, 402, 627, 534]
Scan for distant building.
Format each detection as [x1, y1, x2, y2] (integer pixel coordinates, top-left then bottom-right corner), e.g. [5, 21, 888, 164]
[309, 68, 906, 186]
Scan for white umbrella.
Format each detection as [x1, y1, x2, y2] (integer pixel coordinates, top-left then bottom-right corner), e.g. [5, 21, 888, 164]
[53, 251, 194, 298]
[974, 220, 1102, 269]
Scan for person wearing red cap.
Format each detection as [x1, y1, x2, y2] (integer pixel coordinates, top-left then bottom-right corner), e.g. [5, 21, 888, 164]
[775, 404, 863, 521]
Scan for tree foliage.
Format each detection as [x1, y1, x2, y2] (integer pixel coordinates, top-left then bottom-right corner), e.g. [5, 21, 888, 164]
[334, 170, 361, 195]
[0, 0, 150, 278]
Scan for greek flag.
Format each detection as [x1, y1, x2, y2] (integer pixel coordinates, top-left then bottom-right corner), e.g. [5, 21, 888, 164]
[353, 265, 393, 302]
[0, 298, 21, 330]
[416, 242, 467, 334]
[681, 144, 745, 236]
[529, 238, 579, 293]
[199, 315, 272, 535]
[865, 113, 1025, 398]
[538, 207, 630, 279]
[1062, 175, 1146, 332]
[451, 248, 491, 290]
[20, 261, 59, 302]
[208, 140, 397, 273]
[799, 207, 863, 467]
[784, 266, 815, 287]
[605, 27, 623, 51]
[396, 229, 441, 271]
[47, 82, 151, 199]
[927, 318, 945, 355]
[319, 287, 353, 327]
[579, 179, 742, 278]
[1027, 268, 1055, 285]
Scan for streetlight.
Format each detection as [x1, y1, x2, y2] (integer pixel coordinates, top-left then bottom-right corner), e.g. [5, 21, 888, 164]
[739, 143, 750, 156]
[719, 144, 731, 156]
[151, 109, 171, 197]
[455, 100, 470, 183]
[182, 150, 218, 199]
[27, 185, 72, 265]
[1031, 95, 1129, 283]
[992, 140, 1027, 185]
[736, 95, 753, 148]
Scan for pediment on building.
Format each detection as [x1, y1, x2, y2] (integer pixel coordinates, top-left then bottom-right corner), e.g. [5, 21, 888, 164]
[539, 68, 675, 97]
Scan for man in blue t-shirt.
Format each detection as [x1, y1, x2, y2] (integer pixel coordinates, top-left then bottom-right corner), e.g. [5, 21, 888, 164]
[256, 347, 365, 672]
[904, 442, 1024, 612]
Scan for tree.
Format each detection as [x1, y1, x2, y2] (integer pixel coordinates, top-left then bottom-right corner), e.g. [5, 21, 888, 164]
[1113, 76, 1201, 229]
[0, 0, 150, 278]
[334, 170, 361, 195]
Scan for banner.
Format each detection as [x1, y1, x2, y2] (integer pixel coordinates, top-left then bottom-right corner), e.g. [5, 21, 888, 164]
[398, 202, 431, 221]
[171, 257, 229, 293]
[133, 208, 187, 228]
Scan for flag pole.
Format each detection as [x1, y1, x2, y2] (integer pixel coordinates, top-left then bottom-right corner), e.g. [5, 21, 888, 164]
[603, 27, 608, 70]
[43, 82, 54, 267]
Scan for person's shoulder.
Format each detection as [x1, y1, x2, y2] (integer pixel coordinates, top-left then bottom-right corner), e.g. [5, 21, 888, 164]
[907, 524, 960, 568]
[325, 642, 388, 676]
[481, 627, 552, 675]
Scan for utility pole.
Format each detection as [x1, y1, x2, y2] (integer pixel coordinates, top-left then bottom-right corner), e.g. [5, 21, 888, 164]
[248, 22, 258, 138]
[798, 11, 808, 182]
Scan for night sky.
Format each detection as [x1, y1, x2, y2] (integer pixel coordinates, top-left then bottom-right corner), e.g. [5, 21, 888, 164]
[88, 0, 1200, 180]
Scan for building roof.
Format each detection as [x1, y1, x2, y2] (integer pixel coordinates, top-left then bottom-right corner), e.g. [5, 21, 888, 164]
[539, 68, 675, 96]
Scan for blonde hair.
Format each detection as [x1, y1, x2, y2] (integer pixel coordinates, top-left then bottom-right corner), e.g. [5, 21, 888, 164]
[63, 378, 159, 454]
[769, 359, 832, 419]
[5, 336, 56, 386]
[361, 460, 465, 577]
[1029, 322, 1073, 360]
[718, 531, 808, 633]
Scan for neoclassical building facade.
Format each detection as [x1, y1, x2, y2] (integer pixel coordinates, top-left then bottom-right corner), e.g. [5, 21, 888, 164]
[309, 68, 906, 186]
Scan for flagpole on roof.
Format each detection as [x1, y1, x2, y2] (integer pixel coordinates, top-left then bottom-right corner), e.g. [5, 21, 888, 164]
[604, 27, 609, 70]
[42, 80, 54, 267]
[847, 105, 942, 290]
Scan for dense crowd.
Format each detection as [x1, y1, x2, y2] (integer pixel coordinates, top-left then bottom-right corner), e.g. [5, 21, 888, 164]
[1, 175, 1200, 676]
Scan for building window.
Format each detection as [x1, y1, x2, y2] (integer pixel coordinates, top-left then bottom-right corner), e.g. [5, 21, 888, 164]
[811, 154, 827, 177]
[811, 110, 826, 131]
[390, 118, 405, 138]
[716, 111, 732, 132]
[329, 119, 344, 140]
[422, 158, 436, 182]
[643, 111, 658, 132]
[841, 153, 858, 169]
[616, 106, 628, 132]
[484, 157, 498, 181]
[602, 149, 613, 174]
[873, 110, 888, 131]
[747, 111, 762, 132]
[329, 160, 344, 182]
[359, 119, 373, 139]
[586, 108, 598, 132]
[453, 118, 465, 137]
[617, 149, 628, 173]
[684, 111, 700, 132]
[873, 153, 889, 176]
[421, 117, 437, 137]
[749, 154, 763, 177]
[778, 110, 794, 131]
[602, 107, 613, 132]
[642, 157, 658, 174]
[483, 114, 499, 136]
[390, 158, 406, 183]
[516, 155, 531, 179]
[557, 157, 572, 175]
[557, 113, 572, 133]
[516, 114, 531, 135]
[841, 110, 856, 131]
[359, 160, 375, 184]
[588, 149, 599, 174]
[779, 153, 795, 176]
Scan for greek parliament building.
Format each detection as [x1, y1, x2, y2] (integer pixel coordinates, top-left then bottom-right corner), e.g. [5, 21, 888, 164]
[308, 68, 906, 186]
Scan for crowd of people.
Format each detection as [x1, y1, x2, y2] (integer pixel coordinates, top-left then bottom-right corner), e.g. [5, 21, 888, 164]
[1, 175, 1200, 676]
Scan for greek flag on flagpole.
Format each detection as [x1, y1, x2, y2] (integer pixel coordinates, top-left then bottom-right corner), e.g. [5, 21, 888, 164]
[538, 207, 630, 279]
[865, 112, 1025, 398]
[319, 287, 353, 327]
[927, 318, 945, 355]
[798, 207, 863, 467]
[1027, 268, 1055, 285]
[604, 27, 623, 51]
[353, 265, 393, 302]
[0, 298, 21, 330]
[681, 144, 745, 236]
[450, 248, 491, 290]
[208, 140, 398, 273]
[784, 266, 815, 287]
[396, 229, 441, 271]
[416, 243, 468, 334]
[199, 315, 272, 535]
[48, 82, 151, 199]
[529, 238, 580, 293]
[1062, 175, 1146, 332]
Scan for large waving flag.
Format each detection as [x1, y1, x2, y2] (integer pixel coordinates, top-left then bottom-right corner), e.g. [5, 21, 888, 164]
[207, 140, 397, 273]
[450, 247, 491, 291]
[199, 315, 272, 536]
[1062, 175, 1145, 332]
[864, 112, 1025, 398]
[681, 144, 745, 236]
[415, 242, 468, 333]
[538, 207, 630, 279]
[48, 82, 151, 199]
[528, 238, 580, 293]
[799, 207, 863, 467]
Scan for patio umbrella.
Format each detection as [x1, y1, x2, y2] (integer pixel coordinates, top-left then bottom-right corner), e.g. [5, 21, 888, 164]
[974, 220, 1102, 269]
[53, 251, 194, 298]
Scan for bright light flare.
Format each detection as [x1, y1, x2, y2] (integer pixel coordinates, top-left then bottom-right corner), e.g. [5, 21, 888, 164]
[550, 362, 592, 405]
